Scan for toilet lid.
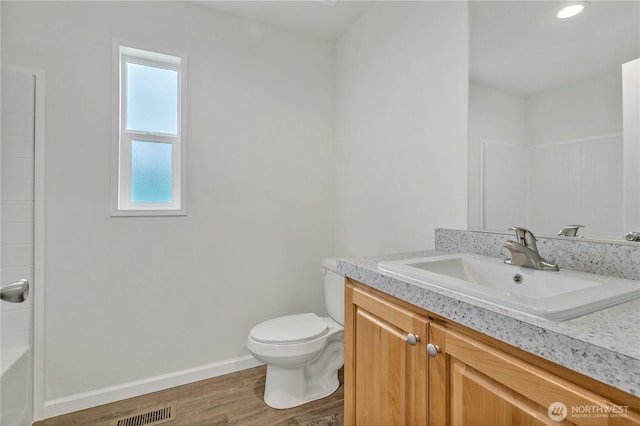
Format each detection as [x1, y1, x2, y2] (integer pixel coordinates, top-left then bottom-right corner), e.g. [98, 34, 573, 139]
[250, 313, 328, 344]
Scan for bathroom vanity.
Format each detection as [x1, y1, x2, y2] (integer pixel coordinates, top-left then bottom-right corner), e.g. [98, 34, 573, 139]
[339, 241, 640, 425]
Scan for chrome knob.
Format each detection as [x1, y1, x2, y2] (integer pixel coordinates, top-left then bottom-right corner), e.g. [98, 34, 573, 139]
[426, 343, 440, 357]
[406, 333, 418, 346]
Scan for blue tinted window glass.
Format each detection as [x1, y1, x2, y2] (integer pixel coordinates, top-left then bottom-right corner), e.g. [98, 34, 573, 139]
[131, 140, 172, 203]
[127, 62, 177, 134]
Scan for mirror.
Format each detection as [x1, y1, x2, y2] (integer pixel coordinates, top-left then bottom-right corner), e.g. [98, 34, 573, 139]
[468, 1, 640, 241]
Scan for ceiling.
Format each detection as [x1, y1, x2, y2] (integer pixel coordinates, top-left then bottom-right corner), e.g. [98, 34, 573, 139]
[192, 0, 373, 41]
[192, 1, 640, 97]
[470, 1, 640, 96]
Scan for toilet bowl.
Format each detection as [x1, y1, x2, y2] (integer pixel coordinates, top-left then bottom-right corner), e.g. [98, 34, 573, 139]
[247, 259, 345, 409]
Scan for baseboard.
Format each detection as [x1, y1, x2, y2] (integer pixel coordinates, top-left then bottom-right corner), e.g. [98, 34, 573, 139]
[42, 355, 263, 420]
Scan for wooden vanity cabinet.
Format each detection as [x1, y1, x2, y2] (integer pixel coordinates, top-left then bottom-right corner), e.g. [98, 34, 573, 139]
[345, 279, 640, 426]
[429, 323, 640, 425]
[344, 281, 428, 425]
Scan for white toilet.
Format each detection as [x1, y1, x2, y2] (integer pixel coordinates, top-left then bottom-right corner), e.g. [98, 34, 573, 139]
[247, 258, 344, 409]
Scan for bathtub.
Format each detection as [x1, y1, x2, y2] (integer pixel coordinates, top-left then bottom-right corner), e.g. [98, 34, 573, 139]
[1, 346, 32, 426]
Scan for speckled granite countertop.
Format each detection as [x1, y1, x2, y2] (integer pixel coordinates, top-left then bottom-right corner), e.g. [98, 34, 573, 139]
[337, 250, 640, 396]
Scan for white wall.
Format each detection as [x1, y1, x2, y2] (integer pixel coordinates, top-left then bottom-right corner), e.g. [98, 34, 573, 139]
[525, 71, 622, 146]
[2, 1, 335, 416]
[527, 135, 623, 239]
[481, 141, 527, 232]
[334, 1, 469, 256]
[525, 71, 623, 238]
[468, 82, 526, 229]
[470, 71, 625, 239]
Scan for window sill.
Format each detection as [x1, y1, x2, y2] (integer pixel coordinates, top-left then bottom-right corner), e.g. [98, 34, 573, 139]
[111, 209, 187, 217]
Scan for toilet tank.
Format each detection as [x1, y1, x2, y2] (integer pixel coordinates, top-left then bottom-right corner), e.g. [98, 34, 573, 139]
[321, 258, 345, 325]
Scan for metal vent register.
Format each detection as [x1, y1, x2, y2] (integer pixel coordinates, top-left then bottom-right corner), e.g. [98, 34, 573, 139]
[111, 405, 175, 426]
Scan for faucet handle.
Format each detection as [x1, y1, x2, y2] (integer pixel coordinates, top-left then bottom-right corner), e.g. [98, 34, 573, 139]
[508, 227, 538, 252]
[508, 227, 535, 243]
[508, 227, 527, 244]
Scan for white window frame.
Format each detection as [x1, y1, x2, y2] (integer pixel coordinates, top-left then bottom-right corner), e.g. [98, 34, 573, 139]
[112, 41, 187, 216]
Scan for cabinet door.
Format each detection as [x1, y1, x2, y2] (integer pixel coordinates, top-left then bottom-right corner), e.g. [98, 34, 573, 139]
[429, 323, 640, 426]
[345, 284, 428, 426]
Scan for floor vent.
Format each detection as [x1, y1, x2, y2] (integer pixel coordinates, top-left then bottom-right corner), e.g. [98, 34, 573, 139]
[112, 404, 175, 426]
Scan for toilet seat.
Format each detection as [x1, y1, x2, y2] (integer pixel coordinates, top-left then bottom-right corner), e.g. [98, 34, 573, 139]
[250, 313, 328, 344]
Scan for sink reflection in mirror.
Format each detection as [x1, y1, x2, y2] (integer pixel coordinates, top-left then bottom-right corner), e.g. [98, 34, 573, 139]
[378, 254, 640, 321]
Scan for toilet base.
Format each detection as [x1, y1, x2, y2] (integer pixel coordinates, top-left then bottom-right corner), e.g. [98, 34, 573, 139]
[264, 365, 340, 409]
[249, 320, 345, 410]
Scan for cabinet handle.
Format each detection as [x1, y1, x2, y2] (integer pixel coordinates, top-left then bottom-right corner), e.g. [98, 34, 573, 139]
[426, 343, 440, 357]
[406, 333, 419, 346]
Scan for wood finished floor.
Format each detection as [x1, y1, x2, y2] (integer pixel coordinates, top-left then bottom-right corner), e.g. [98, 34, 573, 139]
[34, 366, 344, 426]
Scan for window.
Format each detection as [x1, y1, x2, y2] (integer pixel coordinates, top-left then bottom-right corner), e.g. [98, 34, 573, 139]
[112, 43, 187, 215]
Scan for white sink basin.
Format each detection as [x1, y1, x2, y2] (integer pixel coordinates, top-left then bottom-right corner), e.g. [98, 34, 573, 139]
[378, 253, 640, 321]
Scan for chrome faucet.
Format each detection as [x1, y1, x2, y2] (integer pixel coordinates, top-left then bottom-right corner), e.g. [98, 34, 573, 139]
[504, 227, 559, 271]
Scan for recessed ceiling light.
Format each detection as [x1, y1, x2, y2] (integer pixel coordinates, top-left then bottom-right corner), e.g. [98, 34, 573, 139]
[557, 3, 586, 19]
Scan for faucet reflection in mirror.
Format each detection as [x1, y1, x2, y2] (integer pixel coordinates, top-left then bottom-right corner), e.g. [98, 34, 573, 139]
[558, 224, 585, 238]
[625, 231, 640, 242]
[504, 227, 559, 271]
